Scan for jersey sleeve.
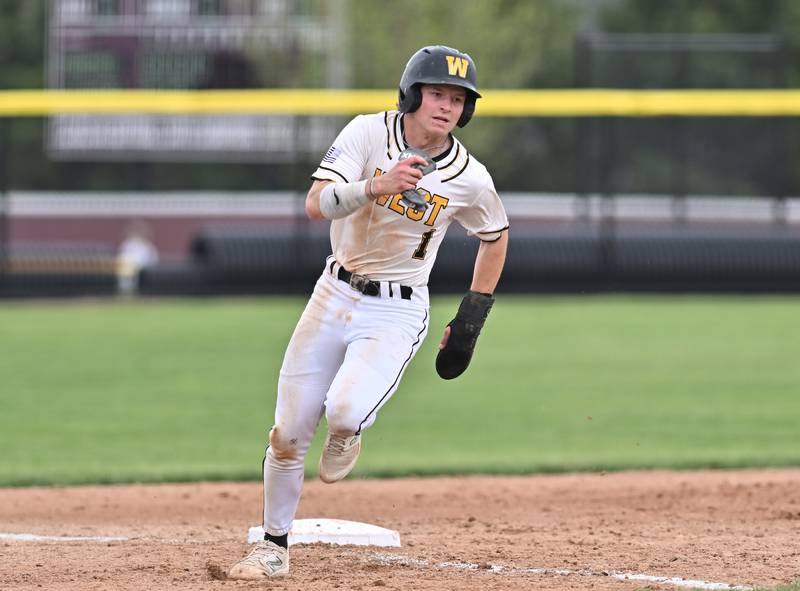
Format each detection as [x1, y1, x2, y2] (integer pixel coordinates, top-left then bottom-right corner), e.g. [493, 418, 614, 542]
[453, 177, 509, 242]
[310, 115, 370, 184]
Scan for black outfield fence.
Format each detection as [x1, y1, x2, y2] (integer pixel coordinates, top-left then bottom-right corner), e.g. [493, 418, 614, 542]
[3, 191, 800, 298]
[130, 223, 800, 297]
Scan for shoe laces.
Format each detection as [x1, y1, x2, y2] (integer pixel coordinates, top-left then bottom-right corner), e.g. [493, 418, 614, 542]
[240, 541, 281, 566]
[327, 433, 357, 455]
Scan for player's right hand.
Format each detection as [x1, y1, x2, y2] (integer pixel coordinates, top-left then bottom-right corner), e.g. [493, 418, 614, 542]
[371, 156, 427, 197]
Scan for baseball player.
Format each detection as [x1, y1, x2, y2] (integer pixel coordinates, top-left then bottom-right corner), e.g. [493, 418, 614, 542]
[229, 45, 508, 579]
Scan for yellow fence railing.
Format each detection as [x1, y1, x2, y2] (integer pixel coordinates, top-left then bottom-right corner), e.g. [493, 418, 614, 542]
[1, 89, 800, 117]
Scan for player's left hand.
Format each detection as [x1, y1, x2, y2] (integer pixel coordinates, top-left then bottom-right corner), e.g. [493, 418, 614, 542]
[435, 291, 494, 380]
[438, 325, 451, 349]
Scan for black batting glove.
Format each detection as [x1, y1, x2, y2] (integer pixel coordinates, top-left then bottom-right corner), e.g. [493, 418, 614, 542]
[435, 290, 494, 380]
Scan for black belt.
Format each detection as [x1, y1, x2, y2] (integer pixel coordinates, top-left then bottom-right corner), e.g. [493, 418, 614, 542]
[331, 261, 413, 300]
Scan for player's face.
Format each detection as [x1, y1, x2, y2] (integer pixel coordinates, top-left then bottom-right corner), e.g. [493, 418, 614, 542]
[415, 85, 466, 136]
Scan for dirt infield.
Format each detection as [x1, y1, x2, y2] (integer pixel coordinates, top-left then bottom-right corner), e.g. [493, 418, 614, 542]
[1, 469, 799, 591]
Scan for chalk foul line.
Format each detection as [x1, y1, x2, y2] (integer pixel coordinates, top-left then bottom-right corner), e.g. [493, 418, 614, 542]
[0, 532, 129, 543]
[0, 532, 753, 590]
[362, 551, 752, 591]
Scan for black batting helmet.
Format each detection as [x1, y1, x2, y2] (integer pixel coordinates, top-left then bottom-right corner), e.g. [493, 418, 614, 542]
[398, 45, 481, 128]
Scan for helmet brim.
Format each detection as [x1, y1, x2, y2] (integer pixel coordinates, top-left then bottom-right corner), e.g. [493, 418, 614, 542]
[413, 78, 481, 99]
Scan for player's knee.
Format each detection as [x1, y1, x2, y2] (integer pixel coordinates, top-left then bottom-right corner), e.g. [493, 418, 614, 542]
[268, 425, 300, 461]
[325, 402, 361, 436]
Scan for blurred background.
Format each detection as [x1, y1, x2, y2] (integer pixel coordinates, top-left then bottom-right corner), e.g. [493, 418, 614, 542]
[2, 1, 800, 487]
[3, 0, 800, 297]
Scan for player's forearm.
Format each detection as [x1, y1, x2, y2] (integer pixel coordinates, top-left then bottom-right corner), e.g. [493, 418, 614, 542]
[305, 180, 329, 220]
[306, 178, 381, 220]
[469, 231, 508, 294]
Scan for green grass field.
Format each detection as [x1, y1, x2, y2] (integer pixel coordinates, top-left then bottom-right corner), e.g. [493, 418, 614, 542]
[1, 295, 799, 486]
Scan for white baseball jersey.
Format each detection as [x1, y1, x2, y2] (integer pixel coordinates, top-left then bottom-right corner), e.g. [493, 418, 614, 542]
[259, 110, 508, 539]
[312, 110, 509, 287]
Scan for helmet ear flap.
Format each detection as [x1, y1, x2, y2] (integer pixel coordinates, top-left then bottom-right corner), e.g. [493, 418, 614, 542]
[398, 83, 423, 114]
[456, 95, 477, 127]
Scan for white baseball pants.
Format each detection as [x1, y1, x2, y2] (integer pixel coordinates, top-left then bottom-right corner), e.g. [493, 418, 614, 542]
[262, 258, 429, 535]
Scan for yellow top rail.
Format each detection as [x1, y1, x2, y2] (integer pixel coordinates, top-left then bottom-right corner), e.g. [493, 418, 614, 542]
[1, 89, 800, 116]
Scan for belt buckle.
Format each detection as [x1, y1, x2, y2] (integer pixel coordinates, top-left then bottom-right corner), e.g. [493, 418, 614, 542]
[348, 272, 369, 294]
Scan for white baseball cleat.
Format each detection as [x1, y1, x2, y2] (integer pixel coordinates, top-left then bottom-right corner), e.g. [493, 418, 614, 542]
[228, 540, 289, 580]
[319, 432, 361, 483]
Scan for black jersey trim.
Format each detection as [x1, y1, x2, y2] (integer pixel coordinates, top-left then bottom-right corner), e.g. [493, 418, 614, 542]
[383, 111, 391, 159]
[477, 225, 510, 242]
[356, 309, 428, 435]
[314, 166, 349, 183]
[436, 141, 460, 171]
[394, 113, 405, 153]
[440, 151, 470, 183]
[477, 224, 510, 235]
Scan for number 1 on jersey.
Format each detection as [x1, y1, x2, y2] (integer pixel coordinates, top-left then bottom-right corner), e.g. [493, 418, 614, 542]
[412, 229, 435, 260]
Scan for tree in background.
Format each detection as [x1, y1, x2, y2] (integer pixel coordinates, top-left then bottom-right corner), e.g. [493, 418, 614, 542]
[0, 2, 42, 90]
[597, 0, 800, 197]
[349, 0, 579, 190]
